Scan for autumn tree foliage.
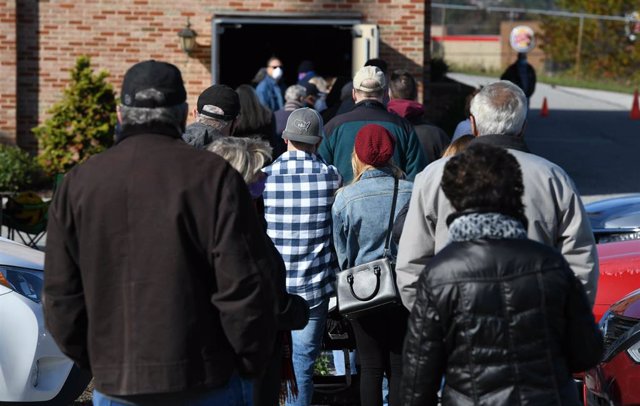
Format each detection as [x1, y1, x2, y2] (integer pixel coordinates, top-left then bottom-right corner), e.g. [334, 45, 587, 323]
[541, 0, 640, 82]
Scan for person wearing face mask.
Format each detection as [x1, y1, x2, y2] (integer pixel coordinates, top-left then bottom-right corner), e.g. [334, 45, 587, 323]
[257, 56, 285, 112]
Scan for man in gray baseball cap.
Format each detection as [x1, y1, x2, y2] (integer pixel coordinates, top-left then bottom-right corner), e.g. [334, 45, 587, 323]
[281, 107, 324, 145]
[263, 107, 343, 406]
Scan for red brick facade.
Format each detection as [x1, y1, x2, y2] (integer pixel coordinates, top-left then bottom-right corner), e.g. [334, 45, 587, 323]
[0, 1, 16, 144]
[1, 0, 431, 148]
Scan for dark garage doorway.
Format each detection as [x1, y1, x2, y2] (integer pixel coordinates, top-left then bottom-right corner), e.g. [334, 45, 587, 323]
[213, 15, 361, 89]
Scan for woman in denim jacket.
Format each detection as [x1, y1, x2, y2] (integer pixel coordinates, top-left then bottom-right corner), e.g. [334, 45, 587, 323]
[332, 124, 412, 406]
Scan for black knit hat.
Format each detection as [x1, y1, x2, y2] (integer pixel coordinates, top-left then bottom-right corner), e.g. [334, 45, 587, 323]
[297, 60, 315, 73]
[121, 60, 186, 108]
[197, 85, 240, 121]
[303, 82, 319, 97]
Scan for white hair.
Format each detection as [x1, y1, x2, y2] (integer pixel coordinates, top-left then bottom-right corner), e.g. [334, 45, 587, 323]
[195, 114, 231, 131]
[469, 81, 527, 136]
[207, 137, 272, 184]
[284, 84, 306, 102]
[120, 103, 188, 133]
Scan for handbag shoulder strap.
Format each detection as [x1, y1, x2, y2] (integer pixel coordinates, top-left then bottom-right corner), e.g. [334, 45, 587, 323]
[383, 177, 399, 257]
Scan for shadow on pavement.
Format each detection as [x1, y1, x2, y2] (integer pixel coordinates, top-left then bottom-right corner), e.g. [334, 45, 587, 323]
[526, 109, 640, 197]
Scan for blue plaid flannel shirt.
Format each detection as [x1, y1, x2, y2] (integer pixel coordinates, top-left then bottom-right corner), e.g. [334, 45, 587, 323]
[263, 151, 342, 308]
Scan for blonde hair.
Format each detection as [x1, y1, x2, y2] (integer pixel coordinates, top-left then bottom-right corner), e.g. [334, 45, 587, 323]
[350, 149, 404, 184]
[207, 137, 272, 184]
[442, 134, 474, 158]
[308, 76, 329, 94]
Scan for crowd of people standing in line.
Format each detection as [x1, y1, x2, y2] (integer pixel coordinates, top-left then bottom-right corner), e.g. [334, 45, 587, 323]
[42, 55, 602, 406]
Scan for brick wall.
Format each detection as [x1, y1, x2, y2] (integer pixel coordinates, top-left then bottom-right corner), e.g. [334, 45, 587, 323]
[0, 0, 16, 144]
[3, 0, 431, 146]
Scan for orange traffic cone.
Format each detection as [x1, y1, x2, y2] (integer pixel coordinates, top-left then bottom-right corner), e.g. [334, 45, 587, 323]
[540, 97, 549, 117]
[631, 89, 640, 120]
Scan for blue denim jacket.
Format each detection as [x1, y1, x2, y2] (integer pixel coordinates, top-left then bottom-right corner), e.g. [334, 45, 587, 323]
[332, 168, 413, 270]
[256, 76, 284, 112]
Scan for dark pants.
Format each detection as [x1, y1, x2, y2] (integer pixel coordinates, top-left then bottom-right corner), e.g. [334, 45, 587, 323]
[253, 333, 283, 406]
[349, 305, 409, 406]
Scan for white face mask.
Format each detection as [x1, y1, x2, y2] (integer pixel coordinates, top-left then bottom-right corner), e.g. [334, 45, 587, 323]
[270, 67, 283, 81]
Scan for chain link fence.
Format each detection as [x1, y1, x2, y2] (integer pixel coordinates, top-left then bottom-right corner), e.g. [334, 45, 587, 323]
[431, 2, 640, 80]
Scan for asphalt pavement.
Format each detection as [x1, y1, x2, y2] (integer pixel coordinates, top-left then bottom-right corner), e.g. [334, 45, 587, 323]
[448, 73, 640, 204]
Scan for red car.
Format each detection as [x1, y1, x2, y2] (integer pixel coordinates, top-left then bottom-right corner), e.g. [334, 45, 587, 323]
[592, 240, 640, 322]
[583, 239, 640, 405]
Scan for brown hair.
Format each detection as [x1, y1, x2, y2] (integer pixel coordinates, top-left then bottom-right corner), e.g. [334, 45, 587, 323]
[389, 70, 417, 100]
[442, 143, 526, 226]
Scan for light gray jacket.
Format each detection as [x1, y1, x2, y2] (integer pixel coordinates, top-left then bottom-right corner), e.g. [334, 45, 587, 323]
[396, 135, 598, 310]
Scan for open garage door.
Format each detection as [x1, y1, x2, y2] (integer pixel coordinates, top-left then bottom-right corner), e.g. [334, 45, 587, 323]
[211, 13, 379, 89]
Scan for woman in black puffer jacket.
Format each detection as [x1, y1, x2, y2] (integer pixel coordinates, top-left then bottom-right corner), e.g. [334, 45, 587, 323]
[400, 144, 603, 406]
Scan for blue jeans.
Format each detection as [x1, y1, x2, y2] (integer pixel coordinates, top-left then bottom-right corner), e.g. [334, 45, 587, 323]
[286, 298, 329, 406]
[332, 350, 357, 375]
[92, 374, 253, 406]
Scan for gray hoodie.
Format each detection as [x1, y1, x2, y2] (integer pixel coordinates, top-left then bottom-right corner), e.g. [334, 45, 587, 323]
[182, 122, 225, 149]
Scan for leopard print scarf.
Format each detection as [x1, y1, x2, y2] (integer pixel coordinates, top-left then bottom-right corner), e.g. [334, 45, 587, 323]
[448, 212, 527, 243]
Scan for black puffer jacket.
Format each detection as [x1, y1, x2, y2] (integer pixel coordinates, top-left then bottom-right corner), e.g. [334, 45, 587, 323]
[400, 239, 603, 406]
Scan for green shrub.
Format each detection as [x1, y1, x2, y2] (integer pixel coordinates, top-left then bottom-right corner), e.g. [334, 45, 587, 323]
[33, 55, 116, 176]
[314, 353, 331, 376]
[0, 144, 40, 192]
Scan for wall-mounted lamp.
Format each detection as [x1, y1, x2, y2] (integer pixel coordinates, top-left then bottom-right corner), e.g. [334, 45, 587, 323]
[178, 19, 197, 56]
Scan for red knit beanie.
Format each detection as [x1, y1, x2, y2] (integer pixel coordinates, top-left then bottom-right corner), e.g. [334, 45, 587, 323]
[354, 124, 395, 167]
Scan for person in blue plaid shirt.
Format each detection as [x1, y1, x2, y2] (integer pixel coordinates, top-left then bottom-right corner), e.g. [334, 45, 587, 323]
[263, 108, 342, 406]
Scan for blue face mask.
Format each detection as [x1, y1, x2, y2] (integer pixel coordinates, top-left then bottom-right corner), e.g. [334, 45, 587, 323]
[248, 172, 268, 199]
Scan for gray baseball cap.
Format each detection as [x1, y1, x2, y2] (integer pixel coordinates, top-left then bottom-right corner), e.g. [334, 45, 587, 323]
[282, 108, 324, 144]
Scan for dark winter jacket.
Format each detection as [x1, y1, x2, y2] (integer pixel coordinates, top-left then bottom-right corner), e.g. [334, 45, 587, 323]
[501, 61, 537, 98]
[401, 230, 603, 406]
[255, 219, 309, 406]
[319, 100, 427, 183]
[387, 99, 450, 163]
[182, 121, 225, 149]
[44, 124, 278, 396]
[274, 100, 305, 136]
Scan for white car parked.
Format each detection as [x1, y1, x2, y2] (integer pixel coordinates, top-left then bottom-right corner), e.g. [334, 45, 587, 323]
[0, 237, 90, 405]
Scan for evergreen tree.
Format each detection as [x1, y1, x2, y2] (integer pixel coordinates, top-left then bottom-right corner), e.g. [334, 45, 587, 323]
[33, 55, 116, 175]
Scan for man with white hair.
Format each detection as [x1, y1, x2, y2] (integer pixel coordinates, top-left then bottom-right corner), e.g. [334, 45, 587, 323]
[396, 80, 598, 310]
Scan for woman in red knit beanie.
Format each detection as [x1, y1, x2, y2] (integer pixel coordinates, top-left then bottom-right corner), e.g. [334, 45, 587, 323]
[332, 124, 414, 406]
